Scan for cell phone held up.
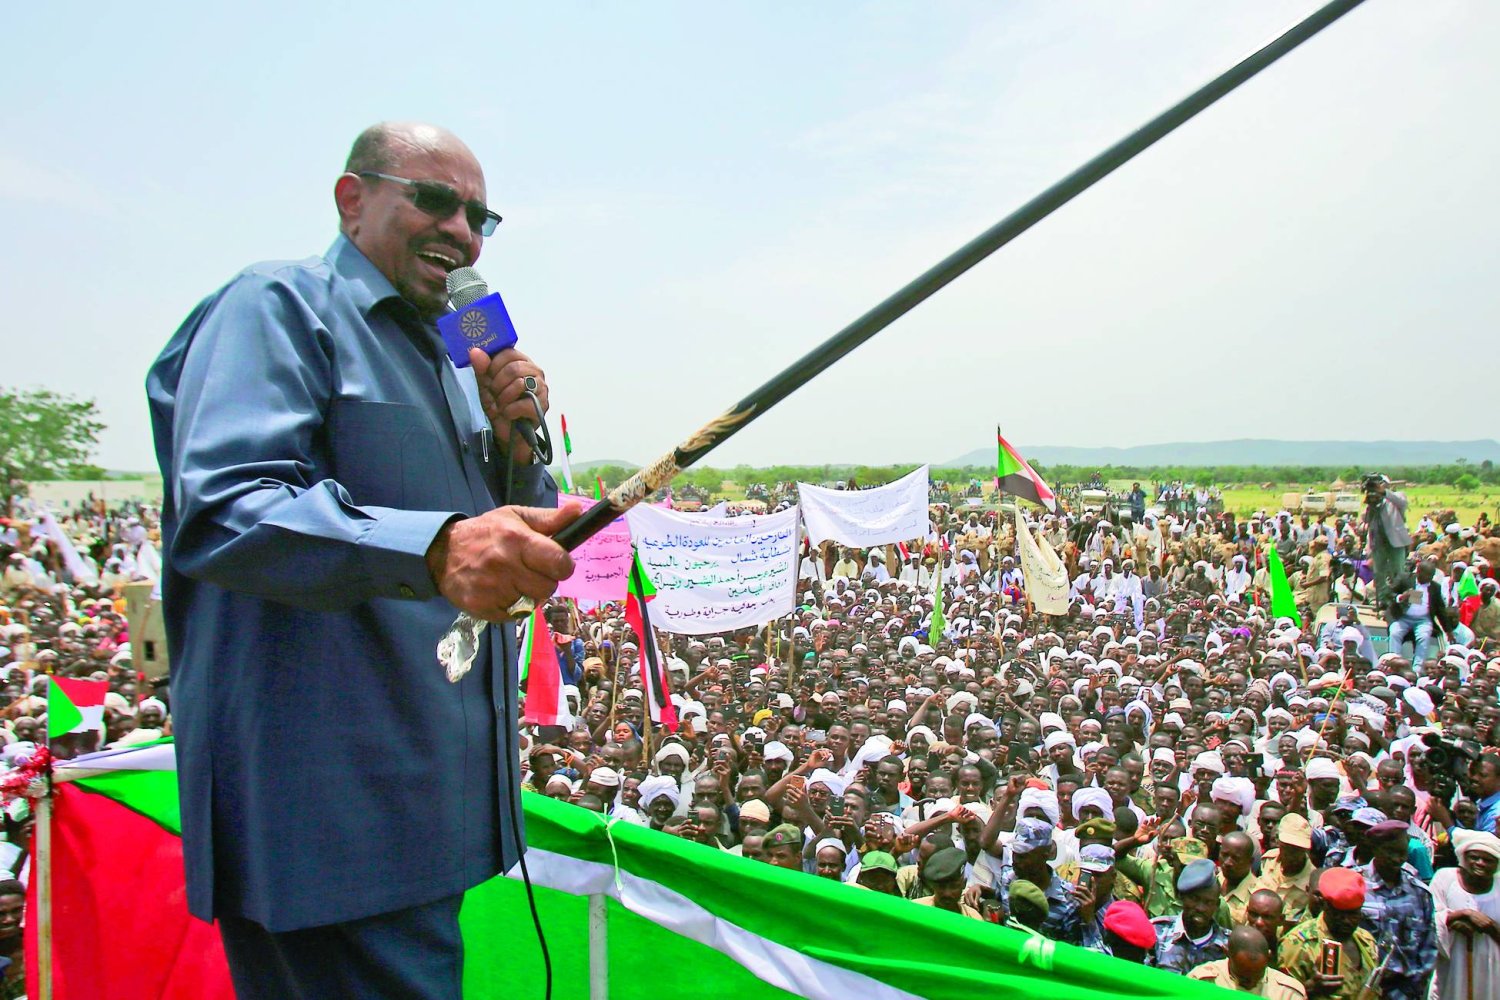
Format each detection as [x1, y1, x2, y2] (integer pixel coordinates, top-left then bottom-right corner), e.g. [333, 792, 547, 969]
[1320, 940, 1341, 977]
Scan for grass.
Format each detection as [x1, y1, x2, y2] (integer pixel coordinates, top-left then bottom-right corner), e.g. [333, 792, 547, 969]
[674, 479, 1499, 529]
[1130, 484, 1496, 527]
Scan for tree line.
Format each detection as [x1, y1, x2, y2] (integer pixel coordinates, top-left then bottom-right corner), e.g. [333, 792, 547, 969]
[582, 461, 1499, 494]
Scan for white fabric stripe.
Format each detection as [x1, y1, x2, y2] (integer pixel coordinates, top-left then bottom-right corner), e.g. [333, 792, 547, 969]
[56, 742, 177, 773]
[511, 850, 921, 1000]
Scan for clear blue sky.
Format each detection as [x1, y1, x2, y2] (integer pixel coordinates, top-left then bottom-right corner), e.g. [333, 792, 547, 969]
[3, 1, 1495, 472]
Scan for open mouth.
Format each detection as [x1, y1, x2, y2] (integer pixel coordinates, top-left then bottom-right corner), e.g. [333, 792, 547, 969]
[415, 248, 461, 279]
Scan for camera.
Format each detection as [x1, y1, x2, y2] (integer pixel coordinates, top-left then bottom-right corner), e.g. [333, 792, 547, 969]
[1420, 732, 1478, 798]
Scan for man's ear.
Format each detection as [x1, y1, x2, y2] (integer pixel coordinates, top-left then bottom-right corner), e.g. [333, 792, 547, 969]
[334, 173, 365, 233]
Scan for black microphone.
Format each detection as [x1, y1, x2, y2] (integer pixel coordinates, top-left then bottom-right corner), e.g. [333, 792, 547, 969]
[445, 267, 551, 465]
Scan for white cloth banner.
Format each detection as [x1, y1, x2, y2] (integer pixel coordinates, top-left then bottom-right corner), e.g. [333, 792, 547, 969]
[1015, 509, 1070, 615]
[625, 504, 798, 634]
[38, 509, 98, 586]
[796, 466, 929, 547]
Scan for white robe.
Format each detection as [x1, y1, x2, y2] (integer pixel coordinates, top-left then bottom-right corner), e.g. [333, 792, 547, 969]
[1432, 867, 1500, 1000]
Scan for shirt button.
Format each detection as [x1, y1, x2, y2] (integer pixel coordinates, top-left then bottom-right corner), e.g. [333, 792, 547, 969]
[399, 584, 416, 599]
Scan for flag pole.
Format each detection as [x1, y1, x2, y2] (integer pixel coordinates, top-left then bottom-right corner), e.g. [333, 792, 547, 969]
[36, 776, 54, 1000]
[546, 0, 1366, 556]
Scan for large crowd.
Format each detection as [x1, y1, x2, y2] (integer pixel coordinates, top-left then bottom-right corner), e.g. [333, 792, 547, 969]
[4, 481, 1500, 998]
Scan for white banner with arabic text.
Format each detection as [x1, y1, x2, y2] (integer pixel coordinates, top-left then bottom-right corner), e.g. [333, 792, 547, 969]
[625, 504, 798, 634]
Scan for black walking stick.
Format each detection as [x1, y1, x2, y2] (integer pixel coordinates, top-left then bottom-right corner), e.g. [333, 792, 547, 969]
[441, 0, 1369, 678]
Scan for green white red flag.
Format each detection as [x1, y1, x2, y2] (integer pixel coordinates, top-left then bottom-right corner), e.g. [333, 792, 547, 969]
[47, 677, 108, 740]
[39, 740, 1232, 1000]
[626, 550, 677, 732]
[520, 609, 573, 728]
[996, 427, 1056, 512]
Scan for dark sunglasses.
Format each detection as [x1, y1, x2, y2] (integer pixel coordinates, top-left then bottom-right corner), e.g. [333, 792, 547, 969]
[358, 172, 502, 236]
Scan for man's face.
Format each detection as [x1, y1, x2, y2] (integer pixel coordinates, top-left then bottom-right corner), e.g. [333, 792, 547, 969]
[1256, 804, 1285, 849]
[1103, 769, 1131, 805]
[1190, 807, 1220, 848]
[767, 843, 802, 871]
[1472, 759, 1500, 798]
[736, 774, 766, 803]
[341, 135, 485, 319]
[0, 892, 22, 939]
[1180, 885, 1220, 937]
[815, 847, 845, 880]
[1219, 837, 1253, 883]
[740, 834, 767, 862]
[1246, 895, 1284, 945]
[1373, 834, 1408, 880]
[1323, 901, 1362, 939]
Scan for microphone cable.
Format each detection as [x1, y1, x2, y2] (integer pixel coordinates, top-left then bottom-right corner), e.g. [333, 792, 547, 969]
[519, 376, 553, 466]
[500, 422, 552, 1000]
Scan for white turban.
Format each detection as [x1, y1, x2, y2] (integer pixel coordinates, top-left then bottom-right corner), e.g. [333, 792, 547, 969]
[638, 775, 680, 809]
[1210, 776, 1256, 816]
[1305, 757, 1341, 781]
[1454, 829, 1500, 862]
[1039, 712, 1066, 734]
[1017, 787, 1061, 827]
[905, 726, 937, 746]
[946, 691, 978, 714]
[808, 768, 847, 798]
[762, 741, 794, 763]
[1190, 751, 1226, 775]
[1402, 687, 1435, 717]
[1072, 786, 1114, 820]
[964, 712, 995, 734]
[1043, 730, 1076, 751]
[654, 743, 690, 766]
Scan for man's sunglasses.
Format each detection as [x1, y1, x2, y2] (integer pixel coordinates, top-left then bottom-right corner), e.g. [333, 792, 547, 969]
[358, 172, 502, 237]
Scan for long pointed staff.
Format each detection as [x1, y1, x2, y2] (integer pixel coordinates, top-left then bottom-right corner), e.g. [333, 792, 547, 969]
[441, 0, 1368, 673]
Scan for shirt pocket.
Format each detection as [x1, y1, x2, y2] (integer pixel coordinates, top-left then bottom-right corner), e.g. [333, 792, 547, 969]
[329, 399, 453, 511]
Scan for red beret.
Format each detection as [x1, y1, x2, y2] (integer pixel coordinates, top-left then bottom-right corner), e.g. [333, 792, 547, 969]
[1319, 867, 1366, 911]
[1103, 900, 1157, 949]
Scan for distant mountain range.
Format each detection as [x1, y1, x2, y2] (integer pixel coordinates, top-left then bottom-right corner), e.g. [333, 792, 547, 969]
[944, 439, 1500, 468]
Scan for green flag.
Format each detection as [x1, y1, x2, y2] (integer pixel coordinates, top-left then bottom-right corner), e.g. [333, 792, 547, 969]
[48, 678, 84, 739]
[1266, 545, 1301, 625]
[928, 566, 945, 640]
[1458, 568, 1480, 601]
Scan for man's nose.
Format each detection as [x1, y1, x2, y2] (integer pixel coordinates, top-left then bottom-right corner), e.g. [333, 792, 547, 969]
[434, 205, 477, 255]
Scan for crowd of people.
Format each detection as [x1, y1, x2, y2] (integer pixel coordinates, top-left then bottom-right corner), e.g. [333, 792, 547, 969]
[522, 481, 1500, 998]
[4, 480, 1500, 998]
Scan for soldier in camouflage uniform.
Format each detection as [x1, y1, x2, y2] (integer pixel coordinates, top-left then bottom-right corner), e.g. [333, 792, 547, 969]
[1280, 868, 1382, 999]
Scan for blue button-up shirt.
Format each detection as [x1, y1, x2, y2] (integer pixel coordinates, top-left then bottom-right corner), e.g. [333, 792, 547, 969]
[1475, 790, 1500, 836]
[1356, 861, 1438, 1000]
[148, 236, 552, 931]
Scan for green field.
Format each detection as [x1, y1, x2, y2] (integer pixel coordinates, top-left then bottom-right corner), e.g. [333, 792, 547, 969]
[1131, 484, 1496, 527]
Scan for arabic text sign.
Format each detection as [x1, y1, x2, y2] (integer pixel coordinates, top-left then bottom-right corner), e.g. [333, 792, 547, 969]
[555, 499, 633, 601]
[625, 504, 798, 634]
[796, 465, 929, 546]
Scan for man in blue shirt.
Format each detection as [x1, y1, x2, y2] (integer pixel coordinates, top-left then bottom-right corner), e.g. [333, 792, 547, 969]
[1472, 753, 1500, 835]
[147, 121, 574, 998]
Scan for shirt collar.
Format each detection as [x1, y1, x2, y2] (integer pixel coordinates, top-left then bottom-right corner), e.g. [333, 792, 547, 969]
[325, 235, 405, 317]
